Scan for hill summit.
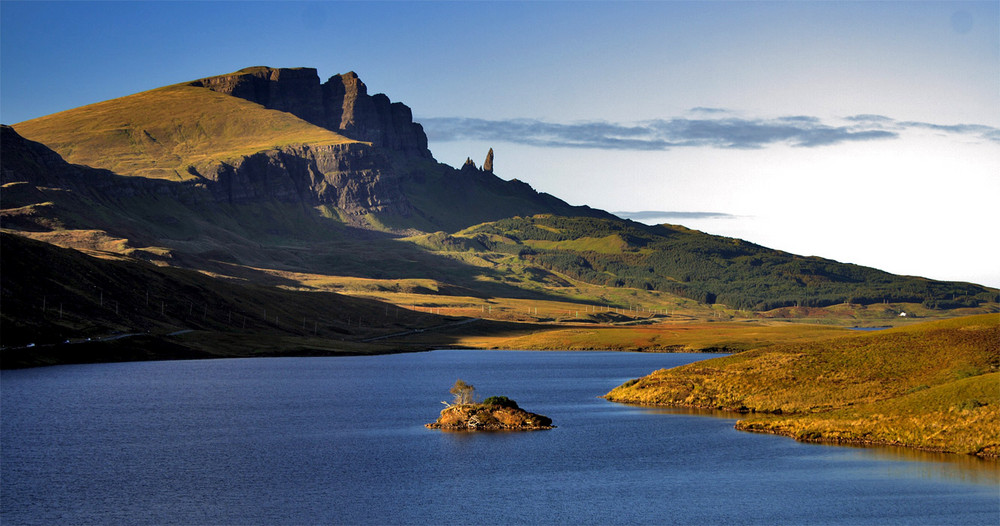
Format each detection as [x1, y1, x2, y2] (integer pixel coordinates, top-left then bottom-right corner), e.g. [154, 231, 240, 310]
[12, 67, 604, 231]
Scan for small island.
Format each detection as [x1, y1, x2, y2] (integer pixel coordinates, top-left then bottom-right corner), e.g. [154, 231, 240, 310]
[426, 380, 554, 431]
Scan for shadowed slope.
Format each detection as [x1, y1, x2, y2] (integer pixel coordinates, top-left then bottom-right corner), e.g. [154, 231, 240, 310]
[0, 232, 459, 367]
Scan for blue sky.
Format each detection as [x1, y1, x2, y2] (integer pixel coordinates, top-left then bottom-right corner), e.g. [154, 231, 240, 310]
[2, 1, 998, 287]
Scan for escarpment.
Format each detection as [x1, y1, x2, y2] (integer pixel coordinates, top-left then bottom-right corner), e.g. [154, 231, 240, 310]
[11, 67, 611, 234]
[191, 67, 432, 159]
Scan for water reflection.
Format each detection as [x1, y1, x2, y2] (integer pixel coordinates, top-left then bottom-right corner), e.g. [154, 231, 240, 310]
[628, 404, 1000, 486]
[848, 446, 999, 486]
[635, 405, 741, 419]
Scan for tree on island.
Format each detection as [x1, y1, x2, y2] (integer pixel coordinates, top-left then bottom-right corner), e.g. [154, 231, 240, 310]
[449, 379, 476, 405]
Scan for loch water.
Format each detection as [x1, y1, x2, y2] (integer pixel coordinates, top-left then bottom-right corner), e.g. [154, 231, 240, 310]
[2, 351, 997, 525]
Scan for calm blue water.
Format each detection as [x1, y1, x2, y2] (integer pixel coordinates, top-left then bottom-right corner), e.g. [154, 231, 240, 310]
[2, 351, 997, 525]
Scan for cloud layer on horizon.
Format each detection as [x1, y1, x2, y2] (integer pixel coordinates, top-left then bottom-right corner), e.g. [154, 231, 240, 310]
[420, 113, 1000, 151]
[614, 211, 737, 221]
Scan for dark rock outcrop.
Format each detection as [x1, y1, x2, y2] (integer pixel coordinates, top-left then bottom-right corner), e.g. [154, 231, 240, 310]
[460, 157, 479, 173]
[192, 67, 326, 126]
[190, 67, 432, 159]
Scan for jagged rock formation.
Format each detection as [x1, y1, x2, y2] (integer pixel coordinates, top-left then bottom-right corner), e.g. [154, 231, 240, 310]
[483, 148, 494, 173]
[426, 403, 554, 431]
[10, 68, 615, 234]
[190, 67, 432, 159]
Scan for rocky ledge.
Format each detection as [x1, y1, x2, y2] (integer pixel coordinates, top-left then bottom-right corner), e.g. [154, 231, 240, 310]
[426, 403, 554, 431]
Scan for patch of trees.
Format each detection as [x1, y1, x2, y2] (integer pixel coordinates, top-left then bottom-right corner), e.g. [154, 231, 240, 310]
[482, 396, 519, 409]
[450, 379, 476, 405]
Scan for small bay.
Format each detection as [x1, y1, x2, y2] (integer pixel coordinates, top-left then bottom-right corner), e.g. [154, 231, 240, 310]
[2, 351, 997, 525]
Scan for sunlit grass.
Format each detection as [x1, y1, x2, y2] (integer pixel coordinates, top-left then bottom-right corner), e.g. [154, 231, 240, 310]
[605, 314, 1000, 456]
[14, 84, 357, 180]
[738, 373, 1000, 456]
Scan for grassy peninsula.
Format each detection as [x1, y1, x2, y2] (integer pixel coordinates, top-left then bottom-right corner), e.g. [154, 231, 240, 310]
[605, 314, 1000, 457]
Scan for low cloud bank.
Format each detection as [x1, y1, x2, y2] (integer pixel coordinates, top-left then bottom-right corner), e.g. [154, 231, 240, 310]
[615, 211, 737, 221]
[421, 112, 999, 151]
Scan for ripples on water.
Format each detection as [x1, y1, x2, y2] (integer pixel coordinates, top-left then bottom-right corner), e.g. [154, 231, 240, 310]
[2, 351, 997, 525]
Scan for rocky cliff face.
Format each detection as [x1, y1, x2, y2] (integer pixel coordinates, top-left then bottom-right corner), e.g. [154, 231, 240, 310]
[190, 67, 432, 159]
[8, 68, 610, 234]
[198, 142, 410, 215]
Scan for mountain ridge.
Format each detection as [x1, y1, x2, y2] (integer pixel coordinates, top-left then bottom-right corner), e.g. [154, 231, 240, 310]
[4, 66, 997, 318]
[12, 67, 608, 232]
[188, 66, 432, 158]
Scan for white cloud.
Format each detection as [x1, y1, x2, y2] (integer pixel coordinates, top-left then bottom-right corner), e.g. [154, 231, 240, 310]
[421, 113, 1000, 152]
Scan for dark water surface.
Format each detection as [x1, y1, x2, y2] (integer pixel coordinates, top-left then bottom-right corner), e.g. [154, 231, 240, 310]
[2, 351, 997, 525]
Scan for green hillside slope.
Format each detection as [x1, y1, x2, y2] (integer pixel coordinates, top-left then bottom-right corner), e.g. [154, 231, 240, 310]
[605, 314, 1000, 456]
[416, 215, 997, 310]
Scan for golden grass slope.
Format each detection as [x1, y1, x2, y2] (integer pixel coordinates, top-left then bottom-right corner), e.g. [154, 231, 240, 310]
[605, 314, 1000, 456]
[13, 84, 357, 180]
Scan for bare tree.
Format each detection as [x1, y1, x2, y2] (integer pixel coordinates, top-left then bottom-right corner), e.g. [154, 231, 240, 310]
[449, 379, 476, 405]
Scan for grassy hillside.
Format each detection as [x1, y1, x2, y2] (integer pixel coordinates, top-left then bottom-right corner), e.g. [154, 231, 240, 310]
[604, 314, 1000, 456]
[4, 231, 863, 367]
[0, 232, 462, 367]
[429, 215, 998, 311]
[464, 321, 860, 352]
[13, 84, 357, 180]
